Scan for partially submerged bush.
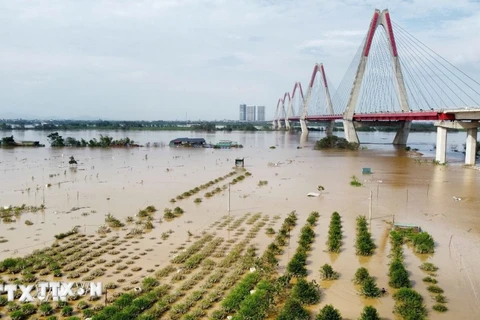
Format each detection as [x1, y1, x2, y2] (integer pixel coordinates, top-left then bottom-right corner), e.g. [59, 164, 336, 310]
[319, 264, 339, 280]
[316, 304, 342, 320]
[291, 278, 321, 305]
[433, 304, 448, 312]
[314, 135, 359, 150]
[353, 267, 370, 285]
[277, 299, 310, 320]
[419, 262, 438, 272]
[360, 276, 381, 298]
[393, 288, 427, 320]
[355, 216, 375, 256]
[327, 212, 342, 253]
[359, 305, 380, 320]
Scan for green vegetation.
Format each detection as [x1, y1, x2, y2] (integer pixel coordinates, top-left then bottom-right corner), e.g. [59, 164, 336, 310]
[360, 276, 381, 298]
[277, 298, 310, 320]
[433, 304, 448, 312]
[105, 214, 124, 228]
[350, 175, 362, 187]
[291, 278, 321, 304]
[419, 262, 438, 272]
[427, 285, 444, 294]
[286, 212, 318, 277]
[422, 276, 437, 284]
[257, 180, 268, 186]
[393, 288, 427, 320]
[54, 226, 79, 240]
[231, 279, 275, 320]
[326, 212, 342, 253]
[355, 216, 375, 256]
[359, 305, 380, 320]
[353, 267, 370, 285]
[316, 304, 342, 320]
[314, 135, 359, 150]
[389, 259, 411, 288]
[319, 264, 339, 280]
[220, 272, 261, 312]
[47, 132, 140, 147]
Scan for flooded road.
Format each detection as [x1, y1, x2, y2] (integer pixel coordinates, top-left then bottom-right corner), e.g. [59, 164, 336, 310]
[0, 130, 479, 319]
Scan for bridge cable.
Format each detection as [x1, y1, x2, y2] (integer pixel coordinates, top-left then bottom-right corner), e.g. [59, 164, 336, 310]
[394, 22, 478, 107]
[393, 22, 480, 89]
[393, 28, 451, 109]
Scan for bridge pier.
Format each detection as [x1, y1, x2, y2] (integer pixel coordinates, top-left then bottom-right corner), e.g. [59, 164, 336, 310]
[466, 127, 478, 166]
[326, 120, 334, 136]
[343, 120, 359, 144]
[300, 119, 308, 133]
[392, 121, 411, 145]
[277, 119, 283, 129]
[434, 120, 479, 165]
[285, 119, 290, 130]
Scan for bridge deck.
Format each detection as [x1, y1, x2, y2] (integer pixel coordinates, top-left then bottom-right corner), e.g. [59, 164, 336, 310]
[280, 111, 472, 122]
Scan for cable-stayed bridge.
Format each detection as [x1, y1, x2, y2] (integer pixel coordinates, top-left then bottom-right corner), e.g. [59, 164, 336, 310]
[273, 9, 480, 165]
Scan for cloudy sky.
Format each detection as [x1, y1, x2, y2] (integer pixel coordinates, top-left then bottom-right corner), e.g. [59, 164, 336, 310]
[1, 0, 479, 120]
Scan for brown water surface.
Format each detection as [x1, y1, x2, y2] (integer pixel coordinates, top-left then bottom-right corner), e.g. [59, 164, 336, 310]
[0, 131, 479, 319]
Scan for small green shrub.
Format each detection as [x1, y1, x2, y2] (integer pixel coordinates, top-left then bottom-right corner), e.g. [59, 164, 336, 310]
[39, 302, 54, 316]
[393, 288, 427, 320]
[427, 285, 444, 294]
[359, 305, 380, 320]
[360, 276, 381, 298]
[319, 264, 339, 280]
[353, 267, 370, 285]
[291, 278, 321, 305]
[277, 299, 310, 320]
[286, 251, 307, 277]
[433, 304, 448, 312]
[422, 276, 437, 284]
[419, 262, 438, 272]
[411, 232, 435, 254]
[265, 227, 275, 235]
[316, 304, 342, 320]
[350, 175, 362, 187]
[61, 305, 73, 316]
[435, 294, 447, 303]
[388, 259, 411, 288]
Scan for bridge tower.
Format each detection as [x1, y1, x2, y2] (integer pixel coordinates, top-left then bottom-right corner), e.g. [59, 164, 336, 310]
[272, 98, 282, 129]
[343, 9, 411, 144]
[301, 63, 334, 134]
[281, 92, 290, 129]
[285, 82, 304, 130]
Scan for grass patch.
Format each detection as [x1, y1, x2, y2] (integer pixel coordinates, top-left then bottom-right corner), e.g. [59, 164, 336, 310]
[433, 304, 448, 312]
[419, 262, 438, 272]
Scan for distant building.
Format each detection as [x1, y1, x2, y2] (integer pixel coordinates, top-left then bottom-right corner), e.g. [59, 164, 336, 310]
[257, 106, 265, 121]
[246, 105, 256, 121]
[239, 104, 246, 121]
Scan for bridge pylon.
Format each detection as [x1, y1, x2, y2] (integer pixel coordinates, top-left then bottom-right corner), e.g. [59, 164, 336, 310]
[343, 8, 411, 145]
[301, 63, 334, 134]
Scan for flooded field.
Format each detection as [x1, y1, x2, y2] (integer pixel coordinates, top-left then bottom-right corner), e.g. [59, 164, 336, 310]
[0, 130, 479, 319]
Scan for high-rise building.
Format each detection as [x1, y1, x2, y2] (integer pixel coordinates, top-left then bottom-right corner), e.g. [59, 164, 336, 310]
[246, 105, 256, 121]
[257, 106, 265, 121]
[239, 104, 246, 121]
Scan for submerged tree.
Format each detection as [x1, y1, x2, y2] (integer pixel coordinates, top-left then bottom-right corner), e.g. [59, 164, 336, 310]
[47, 132, 65, 147]
[69, 156, 77, 165]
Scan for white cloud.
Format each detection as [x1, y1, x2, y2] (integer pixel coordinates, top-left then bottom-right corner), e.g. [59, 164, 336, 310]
[0, 0, 479, 120]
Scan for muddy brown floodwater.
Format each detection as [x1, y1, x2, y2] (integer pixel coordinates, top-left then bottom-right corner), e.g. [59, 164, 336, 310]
[0, 130, 479, 319]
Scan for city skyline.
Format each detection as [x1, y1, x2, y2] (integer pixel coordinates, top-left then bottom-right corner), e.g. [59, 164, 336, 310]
[1, 1, 479, 121]
[239, 104, 265, 122]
